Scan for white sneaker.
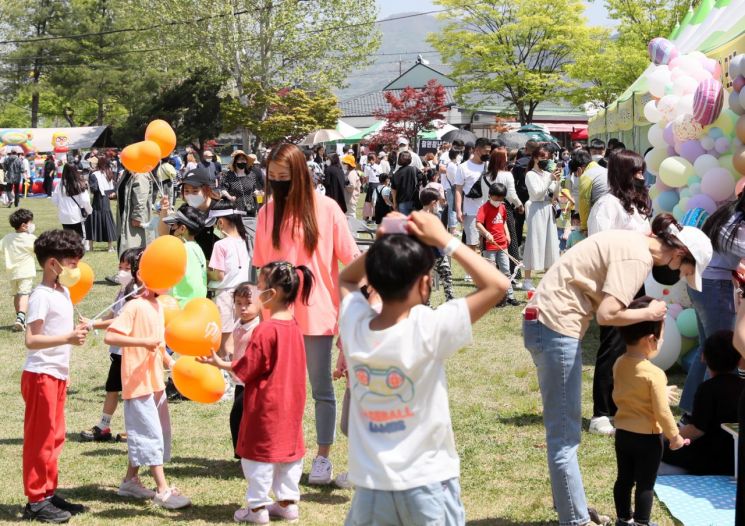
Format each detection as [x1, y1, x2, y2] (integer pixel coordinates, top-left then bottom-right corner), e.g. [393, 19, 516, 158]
[308, 455, 333, 485]
[266, 502, 299, 522]
[334, 471, 354, 489]
[588, 416, 615, 436]
[522, 279, 535, 292]
[463, 274, 473, 283]
[153, 486, 191, 509]
[117, 477, 156, 499]
[234, 507, 269, 524]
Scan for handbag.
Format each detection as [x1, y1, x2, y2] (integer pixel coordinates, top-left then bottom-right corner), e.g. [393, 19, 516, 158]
[71, 195, 89, 219]
[464, 174, 485, 199]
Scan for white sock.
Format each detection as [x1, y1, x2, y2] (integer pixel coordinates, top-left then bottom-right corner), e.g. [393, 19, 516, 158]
[98, 413, 112, 429]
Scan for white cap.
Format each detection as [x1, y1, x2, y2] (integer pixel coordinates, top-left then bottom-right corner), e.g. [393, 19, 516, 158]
[398, 137, 409, 146]
[674, 226, 713, 292]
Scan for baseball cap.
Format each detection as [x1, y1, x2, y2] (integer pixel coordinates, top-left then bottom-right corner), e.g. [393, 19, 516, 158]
[181, 165, 213, 188]
[398, 137, 409, 146]
[673, 226, 713, 292]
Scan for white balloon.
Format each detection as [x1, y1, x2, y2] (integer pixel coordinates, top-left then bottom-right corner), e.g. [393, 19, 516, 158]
[648, 124, 667, 149]
[739, 88, 745, 112]
[644, 100, 663, 123]
[676, 94, 695, 116]
[649, 68, 672, 99]
[730, 56, 743, 80]
[673, 75, 699, 97]
[693, 153, 719, 176]
[729, 91, 745, 116]
[740, 57, 745, 78]
[645, 147, 667, 175]
[650, 315, 682, 371]
[658, 95, 680, 122]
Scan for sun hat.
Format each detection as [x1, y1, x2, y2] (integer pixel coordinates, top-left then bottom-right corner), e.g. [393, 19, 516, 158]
[670, 225, 713, 292]
[342, 154, 357, 167]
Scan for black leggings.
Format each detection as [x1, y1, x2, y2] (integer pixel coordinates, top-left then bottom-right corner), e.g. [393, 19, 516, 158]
[593, 325, 625, 417]
[736, 389, 745, 524]
[614, 429, 663, 524]
[230, 385, 244, 459]
[62, 223, 84, 238]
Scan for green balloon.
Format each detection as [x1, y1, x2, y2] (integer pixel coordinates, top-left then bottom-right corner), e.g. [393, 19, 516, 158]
[676, 308, 699, 339]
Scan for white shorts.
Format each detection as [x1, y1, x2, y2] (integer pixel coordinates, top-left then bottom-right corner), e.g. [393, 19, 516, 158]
[212, 288, 236, 333]
[463, 215, 479, 246]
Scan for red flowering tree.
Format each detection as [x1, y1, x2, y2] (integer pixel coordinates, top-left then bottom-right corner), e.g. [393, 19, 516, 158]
[369, 79, 448, 150]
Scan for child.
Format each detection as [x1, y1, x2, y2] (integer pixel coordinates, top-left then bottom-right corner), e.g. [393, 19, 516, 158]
[556, 188, 574, 253]
[163, 204, 208, 307]
[81, 248, 141, 442]
[662, 330, 745, 474]
[2, 208, 36, 331]
[338, 211, 509, 525]
[104, 254, 191, 510]
[200, 261, 314, 524]
[22, 230, 89, 523]
[566, 212, 585, 250]
[613, 296, 689, 526]
[420, 188, 455, 302]
[476, 183, 519, 306]
[229, 282, 261, 458]
[206, 205, 250, 360]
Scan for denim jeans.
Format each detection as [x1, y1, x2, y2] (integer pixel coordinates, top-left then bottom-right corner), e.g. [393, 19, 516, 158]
[483, 249, 514, 298]
[523, 319, 589, 526]
[679, 278, 736, 414]
[398, 201, 415, 216]
[444, 187, 457, 229]
[304, 335, 336, 446]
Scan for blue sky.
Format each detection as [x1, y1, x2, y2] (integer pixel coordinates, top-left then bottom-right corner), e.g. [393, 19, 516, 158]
[377, 0, 615, 27]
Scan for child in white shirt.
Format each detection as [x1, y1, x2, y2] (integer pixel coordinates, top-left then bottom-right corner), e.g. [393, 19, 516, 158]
[338, 211, 509, 525]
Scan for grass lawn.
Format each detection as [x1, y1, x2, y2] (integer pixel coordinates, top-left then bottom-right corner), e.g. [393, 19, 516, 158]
[0, 197, 682, 525]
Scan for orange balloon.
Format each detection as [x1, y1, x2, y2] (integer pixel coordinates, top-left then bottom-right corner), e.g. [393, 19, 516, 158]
[68, 261, 94, 305]
[139, 235, 186, 291]
[171, 356, 225, 404]
[165, 297, 221, 356]
[145, 120, 177, 159]
[120, 140, 161, 173]
[734, 145, 745, 176]
[738, 116, 745, 145]
[156, 294, 181, 327]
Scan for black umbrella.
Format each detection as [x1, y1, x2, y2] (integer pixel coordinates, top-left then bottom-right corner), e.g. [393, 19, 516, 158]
[440, 129, 478, 144]
[498, 132, 530, 149]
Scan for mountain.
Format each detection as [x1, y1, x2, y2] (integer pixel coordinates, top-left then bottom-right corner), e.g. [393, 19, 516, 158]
[335, 12, 449, 101]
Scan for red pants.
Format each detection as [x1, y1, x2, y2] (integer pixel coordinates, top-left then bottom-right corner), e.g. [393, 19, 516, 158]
[21, 371, 67, 502]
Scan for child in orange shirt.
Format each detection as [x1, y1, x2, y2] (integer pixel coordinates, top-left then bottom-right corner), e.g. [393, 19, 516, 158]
[104, 255, 191, 510]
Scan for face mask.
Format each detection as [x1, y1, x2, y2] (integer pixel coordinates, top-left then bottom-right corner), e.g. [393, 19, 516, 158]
[480, 154, 490, 163]
[652, 265, 681, 286]
[562, 154, 570, 161]
[26, 223, 35, 234]
[591, 154, 603, 162]
[256, 288, 275, 307]
[213, 226, 226, 239]
[269, 179, 291, 200]
[489, 199, 503, 208]
[117, 270, 133, 288]
[572, 225, 580, 231]
[325, 159, 331, 166]
[235, 162, 247, 170]
[54, 261, 81, 288]
[633, 178, 646, 191]
[185, 193, 205, 208]
[538, 160, 550, 170]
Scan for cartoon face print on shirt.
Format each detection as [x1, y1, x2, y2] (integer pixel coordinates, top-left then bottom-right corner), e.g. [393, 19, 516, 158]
[352, 364, 415, 403]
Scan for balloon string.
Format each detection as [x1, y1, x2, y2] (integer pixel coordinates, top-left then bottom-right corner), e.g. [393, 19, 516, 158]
[84, 286, 140, 327]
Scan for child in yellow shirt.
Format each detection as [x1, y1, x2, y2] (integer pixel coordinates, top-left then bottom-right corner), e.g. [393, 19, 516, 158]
[613, 296, 689, 526]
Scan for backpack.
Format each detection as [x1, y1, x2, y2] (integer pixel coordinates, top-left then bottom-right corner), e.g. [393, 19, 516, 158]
[4, 156, 22, 183]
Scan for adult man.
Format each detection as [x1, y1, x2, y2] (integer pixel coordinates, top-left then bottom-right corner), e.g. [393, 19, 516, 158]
[442, 149, 459, 234]
[454, 137, 491, 281]
[396, 138, 423, 171]
[201, 150, 221, 181]
[577, 147, 609, 233]
[4, 150, 23, 208]
[589, 138, 607, 168]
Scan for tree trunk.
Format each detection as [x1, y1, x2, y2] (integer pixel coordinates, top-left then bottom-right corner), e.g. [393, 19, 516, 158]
[30, 57, 42, 127]
[97, 91, 104, 126]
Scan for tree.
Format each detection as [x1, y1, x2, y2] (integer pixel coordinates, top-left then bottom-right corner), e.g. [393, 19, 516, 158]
[428, 0, 605, 125]
[223, 87, 341, 146]
[566, 40, 649, 108]
[605, 0, 689, 50]
[370, 80, 448, 148]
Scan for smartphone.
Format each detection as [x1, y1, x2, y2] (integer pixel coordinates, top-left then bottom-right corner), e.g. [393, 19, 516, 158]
[557, 161, 565, 170]
[381, 216, 408, 235]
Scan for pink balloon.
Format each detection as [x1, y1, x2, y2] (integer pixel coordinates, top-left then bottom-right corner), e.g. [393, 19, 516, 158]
[713, 62, 722, 81]
[679, 140, 705, 163]
[715, 137, 730, 154]
[686, 193, 717, 213]
[656, 179, 672, 191]
[693, 79, 724, 125]
[701, 167, 736, 201]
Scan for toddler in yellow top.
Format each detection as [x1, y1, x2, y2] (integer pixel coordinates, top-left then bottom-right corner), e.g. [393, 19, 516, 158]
[612, 296, 689, 526]
[1, 208, 36, 331]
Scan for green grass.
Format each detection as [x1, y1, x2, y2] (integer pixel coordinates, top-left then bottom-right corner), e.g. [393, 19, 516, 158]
[0, 198, 681, 525]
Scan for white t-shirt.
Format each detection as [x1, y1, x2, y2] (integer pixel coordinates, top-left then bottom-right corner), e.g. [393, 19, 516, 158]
[364, 163, 381, 184]
[339, 292, 473, 491]
[454, 160, 485, 216]
[24, 285, 74, 380]
[442, 161, 457, 191]
[588, 194, 651, 236]
[208, 236, 250, 289]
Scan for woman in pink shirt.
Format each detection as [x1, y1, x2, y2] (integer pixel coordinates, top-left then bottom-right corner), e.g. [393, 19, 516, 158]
[254, 143, 359, 485]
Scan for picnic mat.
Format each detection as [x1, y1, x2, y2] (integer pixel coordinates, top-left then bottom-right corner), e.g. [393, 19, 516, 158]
[654, 475, 735, 526]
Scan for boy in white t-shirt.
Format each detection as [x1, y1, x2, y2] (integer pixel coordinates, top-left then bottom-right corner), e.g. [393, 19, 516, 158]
[338, 211, 509, 525]
[22, 230, 90, 523]
[2, 208, 37, 331]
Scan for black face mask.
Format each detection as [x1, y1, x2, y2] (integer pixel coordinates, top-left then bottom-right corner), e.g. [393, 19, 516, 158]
[652, 265, 681, 286]
[538, 159, 550, 170]
[633, 178, 646, 191]
[480, 154, 490, 162]
[235, 162, 247, 170]
[269, 179, 291, 201]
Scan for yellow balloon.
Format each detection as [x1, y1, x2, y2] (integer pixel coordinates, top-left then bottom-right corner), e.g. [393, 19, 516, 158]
[659, 156, 694, 188]
[712, 110, 735, 137]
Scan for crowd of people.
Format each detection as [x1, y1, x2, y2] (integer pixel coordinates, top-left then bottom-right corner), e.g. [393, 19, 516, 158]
[5, 131, 745, 526]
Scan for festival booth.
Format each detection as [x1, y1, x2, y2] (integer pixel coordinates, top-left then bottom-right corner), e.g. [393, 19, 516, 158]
[588, 1, 745, 372]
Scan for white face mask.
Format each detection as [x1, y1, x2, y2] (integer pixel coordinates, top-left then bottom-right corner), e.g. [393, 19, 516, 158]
[185, 193, 205, 208]
[26, 223, 36, 234]
[591, 154, 603, 162]
[117, 270, 133, 287]
[325, 159, 331, 166]
[489, 199, 503, 208]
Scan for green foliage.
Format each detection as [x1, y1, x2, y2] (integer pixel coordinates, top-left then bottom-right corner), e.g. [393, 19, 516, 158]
[429, 0, 603, 125]
[605, 0, 690, 49]
[566, 41, 649, 108]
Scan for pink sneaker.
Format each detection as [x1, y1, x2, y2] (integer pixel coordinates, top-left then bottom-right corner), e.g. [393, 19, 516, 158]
[234, 507, 269, 524]
[267, 502, 299, 522]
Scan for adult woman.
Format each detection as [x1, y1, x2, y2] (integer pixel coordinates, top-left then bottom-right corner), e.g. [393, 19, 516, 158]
[253, 143, 359, 484]
[522, 146, 561, 291]
[85, 156, 117, 252]
[679, 189, 745, 420]
[116, 169, 152, 255]
[585, 150, 652, 435]
[52, 163, 92, 238]
[487, 149, 523, 272]
[524, 213, 712, 526]
[391, 151, 422, 216]
[221, 150, 264, 253]
[342, 155, 361, 218]
[323, 154, 347, 214]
